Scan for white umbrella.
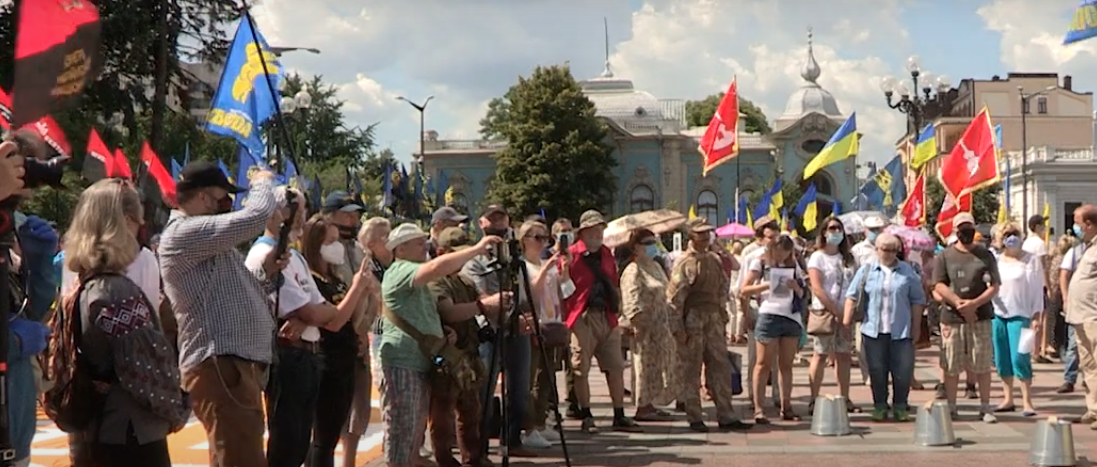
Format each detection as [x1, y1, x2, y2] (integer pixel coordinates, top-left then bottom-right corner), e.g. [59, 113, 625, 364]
[839, 210, 888, 235]
[603, 209, 687, 248]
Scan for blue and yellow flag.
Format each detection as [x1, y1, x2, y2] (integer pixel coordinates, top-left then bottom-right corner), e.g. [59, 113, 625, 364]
[804, 112, 858, 179]
[794, 184, 818, 232]
[233, 145, 270, 211]
[876, 155, 906, 212]
[217, 159, 233, 182]
[753, 190, 772, 222]
[1065, 1, 1097, 45]
[769, 178, 784, 211]
[205, 18, 284, 155]
[911, 124, 936, 169]
[736, 194, 749, 226]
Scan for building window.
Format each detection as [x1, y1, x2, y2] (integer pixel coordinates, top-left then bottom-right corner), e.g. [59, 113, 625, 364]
[450, 193, 469, 215]
[1038, 96, 1048, 114]
[1022, 99, 1030, 114]
[697, 190, 719, 226]
[629, 185, 655, 213]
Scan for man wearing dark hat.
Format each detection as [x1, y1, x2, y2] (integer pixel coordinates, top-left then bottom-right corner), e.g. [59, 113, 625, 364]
[160, 162, 289, 467]
[564, 209, 639, 433]
[322, 190, 367, 285]
[668, 218, 748, 432]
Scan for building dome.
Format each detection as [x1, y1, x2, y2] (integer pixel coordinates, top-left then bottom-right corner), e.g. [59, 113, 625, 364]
[779, 31, 843, 121]
[581, 61, 666, 122]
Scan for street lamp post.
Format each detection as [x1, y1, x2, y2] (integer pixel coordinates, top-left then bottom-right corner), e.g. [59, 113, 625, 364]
[275, 88, 312, 167]
[880, 56, 952, 135]
[397, 95, 434, 167]
[1018, 85, 1056, 222]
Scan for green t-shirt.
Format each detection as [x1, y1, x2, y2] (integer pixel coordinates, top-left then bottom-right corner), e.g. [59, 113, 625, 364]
[379, 260, 444, 372]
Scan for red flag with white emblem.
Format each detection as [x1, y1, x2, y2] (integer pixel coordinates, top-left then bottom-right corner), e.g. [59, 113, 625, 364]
[699, 78, 740, 174]
[899, 171, 926, 227]
[22, 115, 71, 158]
[934, 191, 972, 239]
[938, 108, 999, 198]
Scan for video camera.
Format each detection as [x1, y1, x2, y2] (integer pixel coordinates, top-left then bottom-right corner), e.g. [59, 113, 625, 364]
[4, 128, 68, 190]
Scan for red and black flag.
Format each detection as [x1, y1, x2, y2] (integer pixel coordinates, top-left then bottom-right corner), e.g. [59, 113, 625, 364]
[139, 142, 177, 207]
[113, 148, 132, 180]
[22, 115, 71, 158]
[81, 128, 112, 182]
[0, 87, 12, 129]
[11, 0, 103, 128]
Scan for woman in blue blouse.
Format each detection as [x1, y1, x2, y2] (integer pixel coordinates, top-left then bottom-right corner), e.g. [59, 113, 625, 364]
[843, 232, 927, 422]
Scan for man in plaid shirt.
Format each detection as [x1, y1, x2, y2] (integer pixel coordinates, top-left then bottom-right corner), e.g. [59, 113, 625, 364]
[160, 162, 289, 467]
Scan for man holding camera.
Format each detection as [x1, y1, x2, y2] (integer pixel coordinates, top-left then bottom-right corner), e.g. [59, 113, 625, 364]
[161, 162, 288, 467]
[427, 227, 508, 467]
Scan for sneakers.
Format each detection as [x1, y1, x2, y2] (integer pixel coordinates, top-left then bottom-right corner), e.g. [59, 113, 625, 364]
[892, 408, 912, 422]
[1057, 382, 1076, 394]
[580, 416, 598, 433]
[539, 428, 560, 443]
[521, 430, 552, 449]
[871, 408, 888, 422]
[964, 383, 978, 400]
[979, 407, 999, 424]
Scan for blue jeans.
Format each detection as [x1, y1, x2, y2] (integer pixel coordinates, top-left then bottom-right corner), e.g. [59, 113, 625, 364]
[862, 333, 914, 411]
[1064, 325, 1080, 384]
[480, 334, 531, 446]
[266, 346, 323, 467]
[992, 316, 1033, 380]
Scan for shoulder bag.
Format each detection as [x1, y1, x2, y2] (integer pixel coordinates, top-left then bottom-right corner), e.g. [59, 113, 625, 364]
[850, 264, 870, 323]
[382, 307, 480, 392]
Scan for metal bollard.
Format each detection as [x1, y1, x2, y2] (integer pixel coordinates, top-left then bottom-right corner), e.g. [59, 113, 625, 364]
[810, 395, 852, 436]
[1029, 416, 1076, 467]
[914, 400, 956, 446]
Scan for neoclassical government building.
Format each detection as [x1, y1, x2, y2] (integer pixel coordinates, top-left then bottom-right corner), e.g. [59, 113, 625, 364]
[421, 37, 859, 226]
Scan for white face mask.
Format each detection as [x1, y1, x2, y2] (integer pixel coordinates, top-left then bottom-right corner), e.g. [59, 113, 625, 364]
[320, 241, 346, 266]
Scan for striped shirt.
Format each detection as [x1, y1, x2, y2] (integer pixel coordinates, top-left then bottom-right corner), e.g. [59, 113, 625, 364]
[159, 178, 279, 372]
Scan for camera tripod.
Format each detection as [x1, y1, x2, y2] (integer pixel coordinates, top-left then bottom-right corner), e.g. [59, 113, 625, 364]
[478, 245, 572, 467]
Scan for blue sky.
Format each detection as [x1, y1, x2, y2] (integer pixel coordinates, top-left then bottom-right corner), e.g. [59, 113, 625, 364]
[250, 0, 1096, 169]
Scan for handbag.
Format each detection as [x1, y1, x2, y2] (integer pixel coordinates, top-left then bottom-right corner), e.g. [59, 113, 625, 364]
[539, 321, 570, 348]
[382, 307, 480, 392]
[806, 308, 838, 336]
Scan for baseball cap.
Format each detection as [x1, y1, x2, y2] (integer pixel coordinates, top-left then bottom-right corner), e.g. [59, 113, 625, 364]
[432, 206, 468, 225]
[386, 223, 428, 250]
[952, 212, 976, 228]
[177, 161, 246, 194]
[437, 226, 473, 251]
[322, 191, 364, 213]
[863, 215, 888, 229]
[480, 205, 507, 219]
[686, 217, 715, 233]
[1027, 214, 1047, 230]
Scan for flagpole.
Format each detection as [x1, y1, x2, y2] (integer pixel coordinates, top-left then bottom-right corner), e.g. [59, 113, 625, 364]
[240, 5, 300, 174]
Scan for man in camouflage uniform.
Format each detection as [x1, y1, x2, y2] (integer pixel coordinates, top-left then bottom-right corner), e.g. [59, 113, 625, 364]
[667, 218, 751, 433]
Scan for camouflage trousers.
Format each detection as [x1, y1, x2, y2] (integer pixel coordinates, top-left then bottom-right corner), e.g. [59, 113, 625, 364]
[678, 307, 738, 423]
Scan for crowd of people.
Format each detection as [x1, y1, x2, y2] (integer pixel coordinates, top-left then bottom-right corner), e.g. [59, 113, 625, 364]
[6, 138, 1097, 467]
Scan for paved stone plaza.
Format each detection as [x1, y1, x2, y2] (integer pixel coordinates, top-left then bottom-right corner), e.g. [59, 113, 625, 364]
[367, 344, 1097, 467]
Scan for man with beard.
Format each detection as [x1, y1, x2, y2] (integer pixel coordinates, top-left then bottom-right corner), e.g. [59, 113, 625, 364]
[322, 191, 367, 284]
[932, 212, 1001, 422]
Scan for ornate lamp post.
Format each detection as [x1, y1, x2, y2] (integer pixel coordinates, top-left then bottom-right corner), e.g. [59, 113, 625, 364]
[273, 88, 312, 165]
[879, 55, 951, 135]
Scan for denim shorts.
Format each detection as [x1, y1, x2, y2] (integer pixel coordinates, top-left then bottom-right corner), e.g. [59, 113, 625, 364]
[755, 313, 802, 343]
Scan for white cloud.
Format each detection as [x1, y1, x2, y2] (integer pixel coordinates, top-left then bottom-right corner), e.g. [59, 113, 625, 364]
[978, 0, 1097, 72]
[243, 0, 952, 165]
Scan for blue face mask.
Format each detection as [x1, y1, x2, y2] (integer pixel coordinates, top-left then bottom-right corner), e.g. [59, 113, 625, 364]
[644, 244, 660, 258]
[1074, 224, 1084, 237]
[866, 230, 879, 243]
[826, 232, 844, 246]
[1003, 235, 1022, 250]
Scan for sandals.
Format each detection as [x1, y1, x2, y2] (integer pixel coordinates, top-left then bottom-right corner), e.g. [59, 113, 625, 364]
[781, 410, 801, 421]
[754, 413, 770, 425]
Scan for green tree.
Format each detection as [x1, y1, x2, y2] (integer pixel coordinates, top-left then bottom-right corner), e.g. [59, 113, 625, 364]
[480, 65, 616, 221]
[684, 93, 772, 134]
[277, 74, 377, 169]
[924, 177, 1000, 236]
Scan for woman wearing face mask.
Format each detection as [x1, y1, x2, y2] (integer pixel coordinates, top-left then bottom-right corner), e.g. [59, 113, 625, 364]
[990, 224, 1045, 416]
[619, 228, 678, 422]
[300, 214, 378, 467]
[806, 217, 859, 413]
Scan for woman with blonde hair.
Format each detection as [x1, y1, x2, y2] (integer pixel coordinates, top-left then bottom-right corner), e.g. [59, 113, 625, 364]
[619, 228, 677, 421]
[54, 178, 189, 466]
[989, 223, 1045, 416]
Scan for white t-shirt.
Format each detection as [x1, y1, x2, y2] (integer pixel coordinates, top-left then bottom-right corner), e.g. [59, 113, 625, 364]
[61, 247, 161, 311]
[1023, 236, 1048, 258]
[878, 263, 896, 334]
[747, 257, 803, 321]
[521, 258, 574, 322]
[245, 242, 324, 342]
[992, 253, 1045, 319]
[807, 251, 852, 311]
[1062, 244, 1086, 272]
[852, 239, 876, 267]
